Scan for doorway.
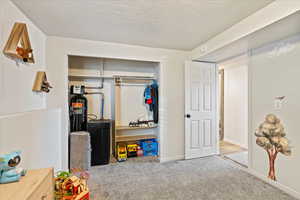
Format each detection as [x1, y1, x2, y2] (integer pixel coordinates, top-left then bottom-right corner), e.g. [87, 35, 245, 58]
[67, 55, 163, 168]
[218, 55, 248, 167]
[184, 58, 249, 167]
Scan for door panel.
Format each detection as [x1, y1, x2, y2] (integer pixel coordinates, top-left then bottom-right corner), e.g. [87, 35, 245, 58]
[185, 61, 217, 159]
[191, 120, 200, 148]
[191, 85, 200, 111]
[204, 84, 211, 111]
[203, 119, 212, 147]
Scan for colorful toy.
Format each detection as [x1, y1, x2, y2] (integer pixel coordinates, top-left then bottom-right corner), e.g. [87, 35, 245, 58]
[117, 143, 127, 162]
[55, 171, 90, 200]
[137, 145, 143, 157]
[140, 139, 158, 156]
[0, 151, 26, 184]
[16, 47, 33, 62]
[127, 144, 138, 157]
[129, 120, 154, 127]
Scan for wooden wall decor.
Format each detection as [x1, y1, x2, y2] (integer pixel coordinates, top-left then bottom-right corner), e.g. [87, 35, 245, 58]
[3, 22, 34, 63]
[32, 71, 52, 93]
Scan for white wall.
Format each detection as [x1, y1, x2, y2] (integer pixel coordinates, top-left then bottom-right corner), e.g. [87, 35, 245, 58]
[46, 36, 189, 169]
[220, 56, 248, 148]
[250, 34, 300, 196]
[0, 109, 61, 170]
[0, 0, 62, 171]
[191, 0, 300, 60]
[0, 0, 46, 115]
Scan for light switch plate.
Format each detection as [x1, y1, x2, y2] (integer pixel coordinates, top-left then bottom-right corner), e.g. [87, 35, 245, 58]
[274, 99, 282, 110]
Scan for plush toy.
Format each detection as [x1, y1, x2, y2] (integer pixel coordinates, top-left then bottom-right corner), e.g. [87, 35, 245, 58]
[0, 151, 26, 184]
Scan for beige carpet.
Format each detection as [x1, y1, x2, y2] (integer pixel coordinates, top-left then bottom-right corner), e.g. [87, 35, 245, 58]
[220, 140, 247, 155]
[88, 156, 296, 200]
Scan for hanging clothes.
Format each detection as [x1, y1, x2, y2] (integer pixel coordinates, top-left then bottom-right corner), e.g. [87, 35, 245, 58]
[144, 86, 153, 107]
[151, 81, 159, 123]
[144, 81, 159, 123]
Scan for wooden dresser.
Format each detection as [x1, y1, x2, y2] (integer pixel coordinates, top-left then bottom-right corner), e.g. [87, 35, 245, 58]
[0, 168, 54, 200]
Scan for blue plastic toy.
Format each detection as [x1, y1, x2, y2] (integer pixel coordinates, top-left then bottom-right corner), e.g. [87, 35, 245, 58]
[140, 139, 158, 156]
[0, 151, 26, 184]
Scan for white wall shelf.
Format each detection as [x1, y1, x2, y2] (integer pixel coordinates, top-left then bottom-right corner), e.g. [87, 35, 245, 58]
[68, 74, 113, 80]
[116, 125, 158, 131]
[115, 134, 157, 142]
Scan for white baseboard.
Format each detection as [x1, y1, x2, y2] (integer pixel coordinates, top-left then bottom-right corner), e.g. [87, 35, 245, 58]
[245, 168, 300, 199]
[223, 138, 248, 149]
[160, 154, 185, 163]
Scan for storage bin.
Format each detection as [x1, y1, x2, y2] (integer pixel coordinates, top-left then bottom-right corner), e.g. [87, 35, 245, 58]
[140, 139, 158, 156]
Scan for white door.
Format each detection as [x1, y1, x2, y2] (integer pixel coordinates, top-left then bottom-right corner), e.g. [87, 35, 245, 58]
[185, 61, 218, 159]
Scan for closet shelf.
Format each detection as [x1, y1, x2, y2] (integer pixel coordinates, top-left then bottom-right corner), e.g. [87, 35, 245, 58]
[68, 74, 113, 80]
[115, 134, 157, 142]
[116, 125, 158, 131]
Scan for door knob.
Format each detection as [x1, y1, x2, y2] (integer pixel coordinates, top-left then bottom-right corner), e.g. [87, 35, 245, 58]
[185, 114, 191, 118]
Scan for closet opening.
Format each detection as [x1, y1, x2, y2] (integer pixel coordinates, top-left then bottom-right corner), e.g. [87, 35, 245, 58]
[67, 55, 161, 169]
[218, 55, 249, 167]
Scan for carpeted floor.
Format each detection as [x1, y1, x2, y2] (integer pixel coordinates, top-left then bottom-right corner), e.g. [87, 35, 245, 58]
[88, 156, 296, 200]
[224, 151, 248, 167]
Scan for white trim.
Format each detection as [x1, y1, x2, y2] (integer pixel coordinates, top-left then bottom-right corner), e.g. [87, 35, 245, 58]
[68, 52, 164, 63]
[247, 50, 253, 169]
[158, 58, 166, 161]
[184, 61, 189, 159]
[215, 63, 220, 155]
[246, 168, 300, 199]
[0, 108, 48, 119]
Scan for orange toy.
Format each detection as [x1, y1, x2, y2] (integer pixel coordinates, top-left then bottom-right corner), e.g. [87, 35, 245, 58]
[16, 47, 33, 62]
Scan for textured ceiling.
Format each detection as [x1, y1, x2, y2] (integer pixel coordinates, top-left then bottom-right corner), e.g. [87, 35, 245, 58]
[12, 0, 273, 50]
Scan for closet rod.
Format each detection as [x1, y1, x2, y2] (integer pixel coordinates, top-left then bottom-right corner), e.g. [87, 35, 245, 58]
[116, 83, 152, 86]
[114, 75, 156, 80]
[114, 75, 156, 86]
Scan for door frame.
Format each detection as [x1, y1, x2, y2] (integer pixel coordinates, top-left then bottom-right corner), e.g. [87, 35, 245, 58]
[187, 55, 251, 167]
[218, 69, 225, 141]
[217, 55, 250, 167]
[65, 53, 167, 169]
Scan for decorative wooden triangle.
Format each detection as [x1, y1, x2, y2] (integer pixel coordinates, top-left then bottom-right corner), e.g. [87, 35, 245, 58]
[3, 22, 35, 63]
[32, 71, 52, 93]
